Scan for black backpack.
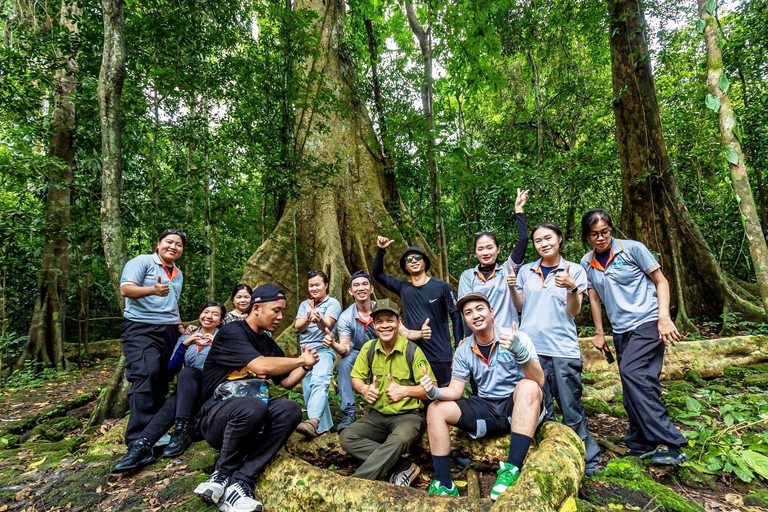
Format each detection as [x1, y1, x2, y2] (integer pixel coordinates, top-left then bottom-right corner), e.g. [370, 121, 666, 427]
[367, 338, 419, 384]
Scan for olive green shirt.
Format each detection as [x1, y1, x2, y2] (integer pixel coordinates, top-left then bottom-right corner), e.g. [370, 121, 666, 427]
[351, 335, 436, 415]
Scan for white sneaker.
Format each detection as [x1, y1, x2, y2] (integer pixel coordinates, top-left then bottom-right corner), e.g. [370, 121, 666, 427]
[219, 481, 263, 512]
[194, 470, 230, 504]
[389, 463, 421, 487]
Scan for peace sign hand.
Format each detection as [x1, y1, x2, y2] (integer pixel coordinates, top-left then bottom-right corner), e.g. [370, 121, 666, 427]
[515, 188, 529, 213]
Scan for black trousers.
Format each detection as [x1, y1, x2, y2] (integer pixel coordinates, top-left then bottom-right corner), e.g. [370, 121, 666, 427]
[430, 361, 453, 388]
[614, 320, 687, 451]
[121, 320, 178, 446]
[141, 366, 204, 445]
[198, 396, 302, 485]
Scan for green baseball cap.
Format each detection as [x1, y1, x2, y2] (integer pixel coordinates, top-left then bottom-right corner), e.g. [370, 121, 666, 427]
[371, 298, 400, 319]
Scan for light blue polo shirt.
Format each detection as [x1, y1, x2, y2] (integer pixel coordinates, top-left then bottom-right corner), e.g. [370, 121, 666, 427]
[458, 257, 521, 329]
[516, 257, 587, 358]
[452, 327, 538, 400]
[580, 238, 660, 334]
[337, 301, 377, 352]
[297, 295, 342, 349]
[120, 253, 183, 324]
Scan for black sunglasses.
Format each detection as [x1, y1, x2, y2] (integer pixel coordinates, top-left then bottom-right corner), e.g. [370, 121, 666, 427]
[160, 229, 187, 246]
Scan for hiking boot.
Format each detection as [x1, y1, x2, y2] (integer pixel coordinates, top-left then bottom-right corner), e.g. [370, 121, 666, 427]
[111, 438, 155, 474]
[427, 479, 459, 496]
[651, 447, 689, 466]
[194, 470, 230, 504]
[389, 463, 420, 487]
[621, 448, 655, 459]
[490, 461, 520, 501]
[162, 420, 191, 458]
[219, 481, 263, 512]
[337, 412, 356, 432]
[296, 420, 319, 438]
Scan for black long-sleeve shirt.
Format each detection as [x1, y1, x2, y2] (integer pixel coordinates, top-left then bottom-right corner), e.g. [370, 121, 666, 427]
[373, 248, 462, 363]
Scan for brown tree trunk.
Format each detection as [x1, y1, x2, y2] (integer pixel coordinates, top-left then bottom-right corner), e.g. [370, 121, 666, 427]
[608, 0, 764, 332]
[91, 0, 129, 425]
[404, 0, 449, 281]
[697, 0, 768, 317]
[18, 0, 81, 371]
[239, 0, 439, 351]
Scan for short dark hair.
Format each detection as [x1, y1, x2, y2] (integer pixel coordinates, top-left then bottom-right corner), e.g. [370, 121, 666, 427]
[474, 231, 499, 250]
[581, 209, 615, 245]
[230, 283, 253, 301]
[201, 301, 226, 321]
[531, 222, 564, 249]
[308, 270, 329, 284]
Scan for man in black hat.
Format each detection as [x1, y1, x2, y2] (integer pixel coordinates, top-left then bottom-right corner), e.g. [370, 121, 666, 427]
[372, 236, 463, 386]
[192, 284, 320, 512]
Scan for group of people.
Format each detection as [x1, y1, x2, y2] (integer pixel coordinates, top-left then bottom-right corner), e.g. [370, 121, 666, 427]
[111, 192, 689, 512]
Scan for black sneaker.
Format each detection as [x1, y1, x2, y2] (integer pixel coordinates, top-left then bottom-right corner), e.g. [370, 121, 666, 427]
[651, 447, 689, 466]
[219, 481, 263, 512]
[337, 412, 356, 432]
[162, 420, 191, 458]
[621, 448, 655, 459]
[111, 438, 155, 474]
[194, 470, 230, 504]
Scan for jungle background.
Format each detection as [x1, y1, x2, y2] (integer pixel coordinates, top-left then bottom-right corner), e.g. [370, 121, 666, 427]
[2, 0, 768, 509]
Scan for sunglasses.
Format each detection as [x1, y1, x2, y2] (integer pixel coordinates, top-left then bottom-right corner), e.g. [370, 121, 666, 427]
[162, 229, 186, 238]
[404, 254, 423, 263]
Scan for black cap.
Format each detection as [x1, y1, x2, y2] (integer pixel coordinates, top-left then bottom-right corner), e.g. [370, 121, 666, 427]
[456, 292, 491, 312]
[250, 284, 287, 308]
[371, 298, 400, 318]
[349, 270, 371, 285]
[400, 246, 431, 275]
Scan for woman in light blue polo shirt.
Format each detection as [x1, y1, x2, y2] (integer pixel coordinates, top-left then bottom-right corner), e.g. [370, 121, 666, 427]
[118, 229, 186, 452]
[510, 222, 600, 475]
[580, 209, 687, 466]
[457, 188, 529, 330]
[294, 270, 342, 437]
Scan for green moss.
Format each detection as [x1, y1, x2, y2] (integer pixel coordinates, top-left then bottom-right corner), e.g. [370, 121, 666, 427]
[0, 434, 20, 449]
[156, 473, 207, 502]
[583, 397, 612, 416]
[135, 471, 171, 488]
[744, 374, 768, 388]
[46, 464, 111, 508]
[187, 452, 217, 472]
[25, 435, 85, 453]
[745, 489, 768, 507]
[705, 384, 731, 395]
[666, 381, 695, 394]
[682, 370, 705, 386]
[678, 466, 718, 490]
[612, 405, 628, 418]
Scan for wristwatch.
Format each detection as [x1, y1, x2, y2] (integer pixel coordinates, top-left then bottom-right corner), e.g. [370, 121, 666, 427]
[569, 286, 579, 294]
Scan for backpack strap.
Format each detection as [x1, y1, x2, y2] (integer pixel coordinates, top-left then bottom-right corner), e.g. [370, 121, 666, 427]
[367, 339, 378, 383]
[406, 341, 418, 383]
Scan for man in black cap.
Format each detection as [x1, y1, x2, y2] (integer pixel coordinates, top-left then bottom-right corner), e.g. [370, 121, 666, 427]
[373, 236, 463, 386]
[192, 284, 320, 512]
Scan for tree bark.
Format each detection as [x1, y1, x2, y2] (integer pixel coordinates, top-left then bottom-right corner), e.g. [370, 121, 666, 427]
[608, 0, 765, 331]
[239, 0, 439, 351]
[18, 0, 81, 371]
[697, 0, 768, 318]
[404, 0, 449, 282]
[98, 0, 127, 304]
[91, 0, 129, 425]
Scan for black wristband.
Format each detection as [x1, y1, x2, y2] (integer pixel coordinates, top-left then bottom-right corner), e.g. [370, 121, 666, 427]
[302, 365, 313, 372]
[569, 286, 579, 294]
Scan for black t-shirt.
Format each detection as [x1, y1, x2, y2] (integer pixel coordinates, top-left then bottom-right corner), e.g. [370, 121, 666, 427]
[373, 249, 458, 363]
[200, 321, 290, 402]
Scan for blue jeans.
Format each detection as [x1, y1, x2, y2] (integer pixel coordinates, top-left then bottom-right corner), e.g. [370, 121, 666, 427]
[302, 347, 335, 434]
[338, 349, 360, 415]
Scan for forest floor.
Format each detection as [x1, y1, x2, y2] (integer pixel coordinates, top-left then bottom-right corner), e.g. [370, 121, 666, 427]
[1, 342, 768, 511]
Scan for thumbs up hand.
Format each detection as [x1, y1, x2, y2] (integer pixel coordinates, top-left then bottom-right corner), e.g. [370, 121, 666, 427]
[153, 275, 170, 297]
[419, 364, 439, 399]
[555, 264, 576, 289]
[500, 322, 531, 365]
[420, 318, 432, 340]
[385, 373, 408, 403]
[322, 327, 334, 349]
[506, 268, 517, 288]
[364, 375, 380, 404]
[377, 236, 396, 250]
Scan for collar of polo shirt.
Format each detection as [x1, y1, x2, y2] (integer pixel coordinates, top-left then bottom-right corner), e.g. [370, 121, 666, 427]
[589, 238, 624, 272]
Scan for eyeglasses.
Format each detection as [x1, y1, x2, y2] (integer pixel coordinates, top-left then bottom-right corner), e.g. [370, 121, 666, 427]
[404, 254, 423, 263]
[588, 229, 612, 240]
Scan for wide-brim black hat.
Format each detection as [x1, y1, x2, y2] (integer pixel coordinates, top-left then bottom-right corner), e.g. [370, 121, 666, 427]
[400, 246, 431, 275]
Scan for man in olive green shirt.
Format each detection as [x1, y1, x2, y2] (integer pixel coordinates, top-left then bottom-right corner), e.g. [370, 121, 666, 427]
[340, 299, 436, 486]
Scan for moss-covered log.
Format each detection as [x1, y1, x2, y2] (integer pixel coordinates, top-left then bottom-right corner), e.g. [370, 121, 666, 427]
[580, 335, 768, 401]
[258, 422, 583, 512]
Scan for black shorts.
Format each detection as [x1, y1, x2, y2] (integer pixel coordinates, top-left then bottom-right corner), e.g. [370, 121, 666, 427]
[454, 394, 514, 439]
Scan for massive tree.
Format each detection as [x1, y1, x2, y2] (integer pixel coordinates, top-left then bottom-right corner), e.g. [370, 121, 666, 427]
[608, 0, 765, 331]
[239, 0, 437, 347]
[17, 0, 82, 371]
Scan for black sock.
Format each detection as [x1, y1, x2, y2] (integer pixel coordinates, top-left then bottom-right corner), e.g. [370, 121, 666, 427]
[506, 432, 532, 469]
[432, 455, 452, 486]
